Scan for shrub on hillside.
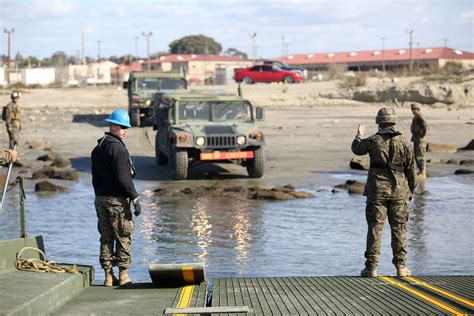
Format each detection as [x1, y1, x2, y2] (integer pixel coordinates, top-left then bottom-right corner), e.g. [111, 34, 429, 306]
[338, 74, 367, 89]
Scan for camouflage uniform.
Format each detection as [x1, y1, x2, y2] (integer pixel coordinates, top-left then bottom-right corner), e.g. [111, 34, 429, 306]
[411, 113, 427, 174]
[352, 126, 416, 271]
[5, 101, 22, 149]
[95, 196, 134, 270]
[1, 150, 14, 164]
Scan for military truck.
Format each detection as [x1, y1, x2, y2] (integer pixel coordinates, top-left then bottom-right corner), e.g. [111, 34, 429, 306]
[153, 92, 265, 180]
[123, 71, 187, 127]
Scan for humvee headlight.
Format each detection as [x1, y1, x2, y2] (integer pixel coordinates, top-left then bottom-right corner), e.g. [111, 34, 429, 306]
[254, 132, 263, 140]
[236, 136, 246, 145]
[178, 133, 187, 142]
[145, 99, 152, 106]
[195, 137, 205, 146]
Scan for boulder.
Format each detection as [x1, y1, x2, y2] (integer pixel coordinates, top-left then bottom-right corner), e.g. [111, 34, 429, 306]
[459, 140, 474, 151]
[334, 180, 365, 195]
[454, 169, 474, 175]
[446, 159, 458, 165]
[460, 159, 474, 166]
[37, 153, 56, 161]
[51, 155, 71, 168]
[32, 166, 78, 181]
[25, 139, 47, 149]
[250, 190, 296, 201]
[427, 143, 458, 153]
[34, 181, 68, 193]
[350, 157, 370, 170]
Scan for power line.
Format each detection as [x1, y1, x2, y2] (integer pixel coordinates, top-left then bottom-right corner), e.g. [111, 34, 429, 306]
[142, 32, 153, 71]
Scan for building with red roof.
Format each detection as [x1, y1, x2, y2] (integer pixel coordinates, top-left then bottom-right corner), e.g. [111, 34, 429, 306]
[273, 47, 474, 72]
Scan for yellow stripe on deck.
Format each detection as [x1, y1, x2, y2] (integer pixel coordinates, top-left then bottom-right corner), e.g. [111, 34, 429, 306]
[379, 276, 465, 315]
[406, 276, 474, 308]
[175, 285, 194, 316]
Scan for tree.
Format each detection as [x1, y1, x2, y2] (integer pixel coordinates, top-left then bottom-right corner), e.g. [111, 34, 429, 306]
[50, 51, 68, 66]
[169, 35, 222, 55]
[223, 48, 248, 60]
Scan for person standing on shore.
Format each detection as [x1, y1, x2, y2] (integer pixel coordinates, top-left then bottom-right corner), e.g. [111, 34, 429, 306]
[352, 107, 416, 277]
[3, 91, 22, 149]
[91, 109, 141, 287]
[410, 103, 428, 178]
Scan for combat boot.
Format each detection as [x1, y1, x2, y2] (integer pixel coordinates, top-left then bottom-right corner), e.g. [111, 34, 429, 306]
[119, 267, 132, 286]
[360, 267, 378, 277]
[396, 266, 412, 277]
[104, 269, 117, 287]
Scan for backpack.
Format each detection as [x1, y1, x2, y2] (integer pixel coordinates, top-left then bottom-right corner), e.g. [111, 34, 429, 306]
[1, 106, 7, 121]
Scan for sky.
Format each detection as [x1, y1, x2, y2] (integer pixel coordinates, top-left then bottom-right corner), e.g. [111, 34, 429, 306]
[0, 0, 473, 60]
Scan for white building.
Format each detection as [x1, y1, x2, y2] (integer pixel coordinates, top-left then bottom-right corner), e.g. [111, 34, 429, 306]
[21, 68, 56, 85]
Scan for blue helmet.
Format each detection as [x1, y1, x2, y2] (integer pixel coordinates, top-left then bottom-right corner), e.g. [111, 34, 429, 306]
[105, 109, 131, 128]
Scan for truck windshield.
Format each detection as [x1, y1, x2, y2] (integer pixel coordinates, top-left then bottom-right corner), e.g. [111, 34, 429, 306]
[178, 101, 251, 122]
[136, 78, 186, 91]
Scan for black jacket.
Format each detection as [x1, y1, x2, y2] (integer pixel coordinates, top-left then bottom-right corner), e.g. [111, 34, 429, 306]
[91, 132, 138, 200]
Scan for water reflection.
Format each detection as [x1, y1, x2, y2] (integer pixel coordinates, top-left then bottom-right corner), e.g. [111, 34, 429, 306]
[138, 190, 263, 276]
[409, 178, 429, 268]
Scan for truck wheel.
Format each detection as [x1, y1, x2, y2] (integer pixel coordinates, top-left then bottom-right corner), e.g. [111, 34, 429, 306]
[247, 147, 264, 178]
[171, 148, 188, 180]
[130, 109, 140, 127]
[243, 76, 253, 84]
[155, 134, 168, 165]
[283, 75, 295, 84]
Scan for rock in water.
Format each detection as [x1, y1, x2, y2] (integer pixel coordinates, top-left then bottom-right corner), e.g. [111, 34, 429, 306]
[350, 157, 370, 170]
[35, 181, 68, 193]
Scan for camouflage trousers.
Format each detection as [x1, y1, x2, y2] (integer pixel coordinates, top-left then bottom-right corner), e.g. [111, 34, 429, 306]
[413, 139, 427, 173]
[364, 199, 409, 269]
[95, 196, 134, 270]
[7, 125, 20, 149]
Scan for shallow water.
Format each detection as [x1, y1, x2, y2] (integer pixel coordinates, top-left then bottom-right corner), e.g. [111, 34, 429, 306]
[1, 173, 472, 282]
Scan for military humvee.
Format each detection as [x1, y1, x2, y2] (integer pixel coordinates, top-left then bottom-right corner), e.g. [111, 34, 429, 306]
[123, 71, 187, 127]
[153, 92, 265, 180]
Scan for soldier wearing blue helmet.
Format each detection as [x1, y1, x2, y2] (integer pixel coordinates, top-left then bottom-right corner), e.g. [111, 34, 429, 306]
[91, 109, 140, 287]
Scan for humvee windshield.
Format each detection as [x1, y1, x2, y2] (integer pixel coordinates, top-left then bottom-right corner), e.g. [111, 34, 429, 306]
[135, 78, 186, 91]
[178, 101, 251, 122]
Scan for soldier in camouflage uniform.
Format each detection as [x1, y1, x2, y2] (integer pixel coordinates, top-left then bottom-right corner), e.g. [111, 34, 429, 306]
[4, 91, 22, 149]
[352, 108, 416, 277]
[410, 103, 428, 177]
[91, 109, 141, 287]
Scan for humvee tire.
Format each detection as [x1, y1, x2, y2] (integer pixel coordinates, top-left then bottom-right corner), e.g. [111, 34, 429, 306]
[155, 134, 168, 165]
[247, 147, 264, 178]
[130, 109, 140, 127]
[171, 148, 188, 180]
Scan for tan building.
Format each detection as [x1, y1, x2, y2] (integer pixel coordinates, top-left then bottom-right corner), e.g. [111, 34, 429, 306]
[144, 54, 252, 84]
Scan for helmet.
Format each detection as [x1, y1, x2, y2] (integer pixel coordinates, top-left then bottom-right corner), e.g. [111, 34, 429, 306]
[410, 103, 420, 110]
[375, 107, 397, 125]
[11, 91, 21, 99]
[105, 109, 131, 128]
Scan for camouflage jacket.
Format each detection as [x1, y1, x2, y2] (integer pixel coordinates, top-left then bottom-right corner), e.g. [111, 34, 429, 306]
[352, 127, 416, 200]
[410, 114, 427, 142]
[5, 101, 22, 128]
[1, 150, 13, 164]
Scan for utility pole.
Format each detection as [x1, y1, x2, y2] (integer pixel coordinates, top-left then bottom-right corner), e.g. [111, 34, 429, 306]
[249, 32, 257, 63]
[406, 29, 413, 72]
[381, 36, 386, 72]
[281, 35, 285, 57]
[4, 28, 14, 67]
[142, 32, 152, 71]
[443, 38, 448, 50]
[97, 40, 101, 60]
[81, 32, 85, 65]
[416, 42, 420, 69]
[285, 43, 288, 57]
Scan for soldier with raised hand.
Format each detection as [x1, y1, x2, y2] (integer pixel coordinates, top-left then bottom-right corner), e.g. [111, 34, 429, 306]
[91, 109, 141, 287]
[3, 91, 22, 149]
[352, 108, 416, 277]
[410, 103, 428, 178]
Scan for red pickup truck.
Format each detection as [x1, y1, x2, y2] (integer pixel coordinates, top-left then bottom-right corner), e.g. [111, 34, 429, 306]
[234, 65, 302, 84]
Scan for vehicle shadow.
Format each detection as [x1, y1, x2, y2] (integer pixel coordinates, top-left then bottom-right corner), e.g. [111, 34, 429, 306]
[70, 156, 250, 181]
[72, 114, 109, 127]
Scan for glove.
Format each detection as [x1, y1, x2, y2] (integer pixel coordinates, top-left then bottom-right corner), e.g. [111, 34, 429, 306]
[132, 199, 141, 217]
